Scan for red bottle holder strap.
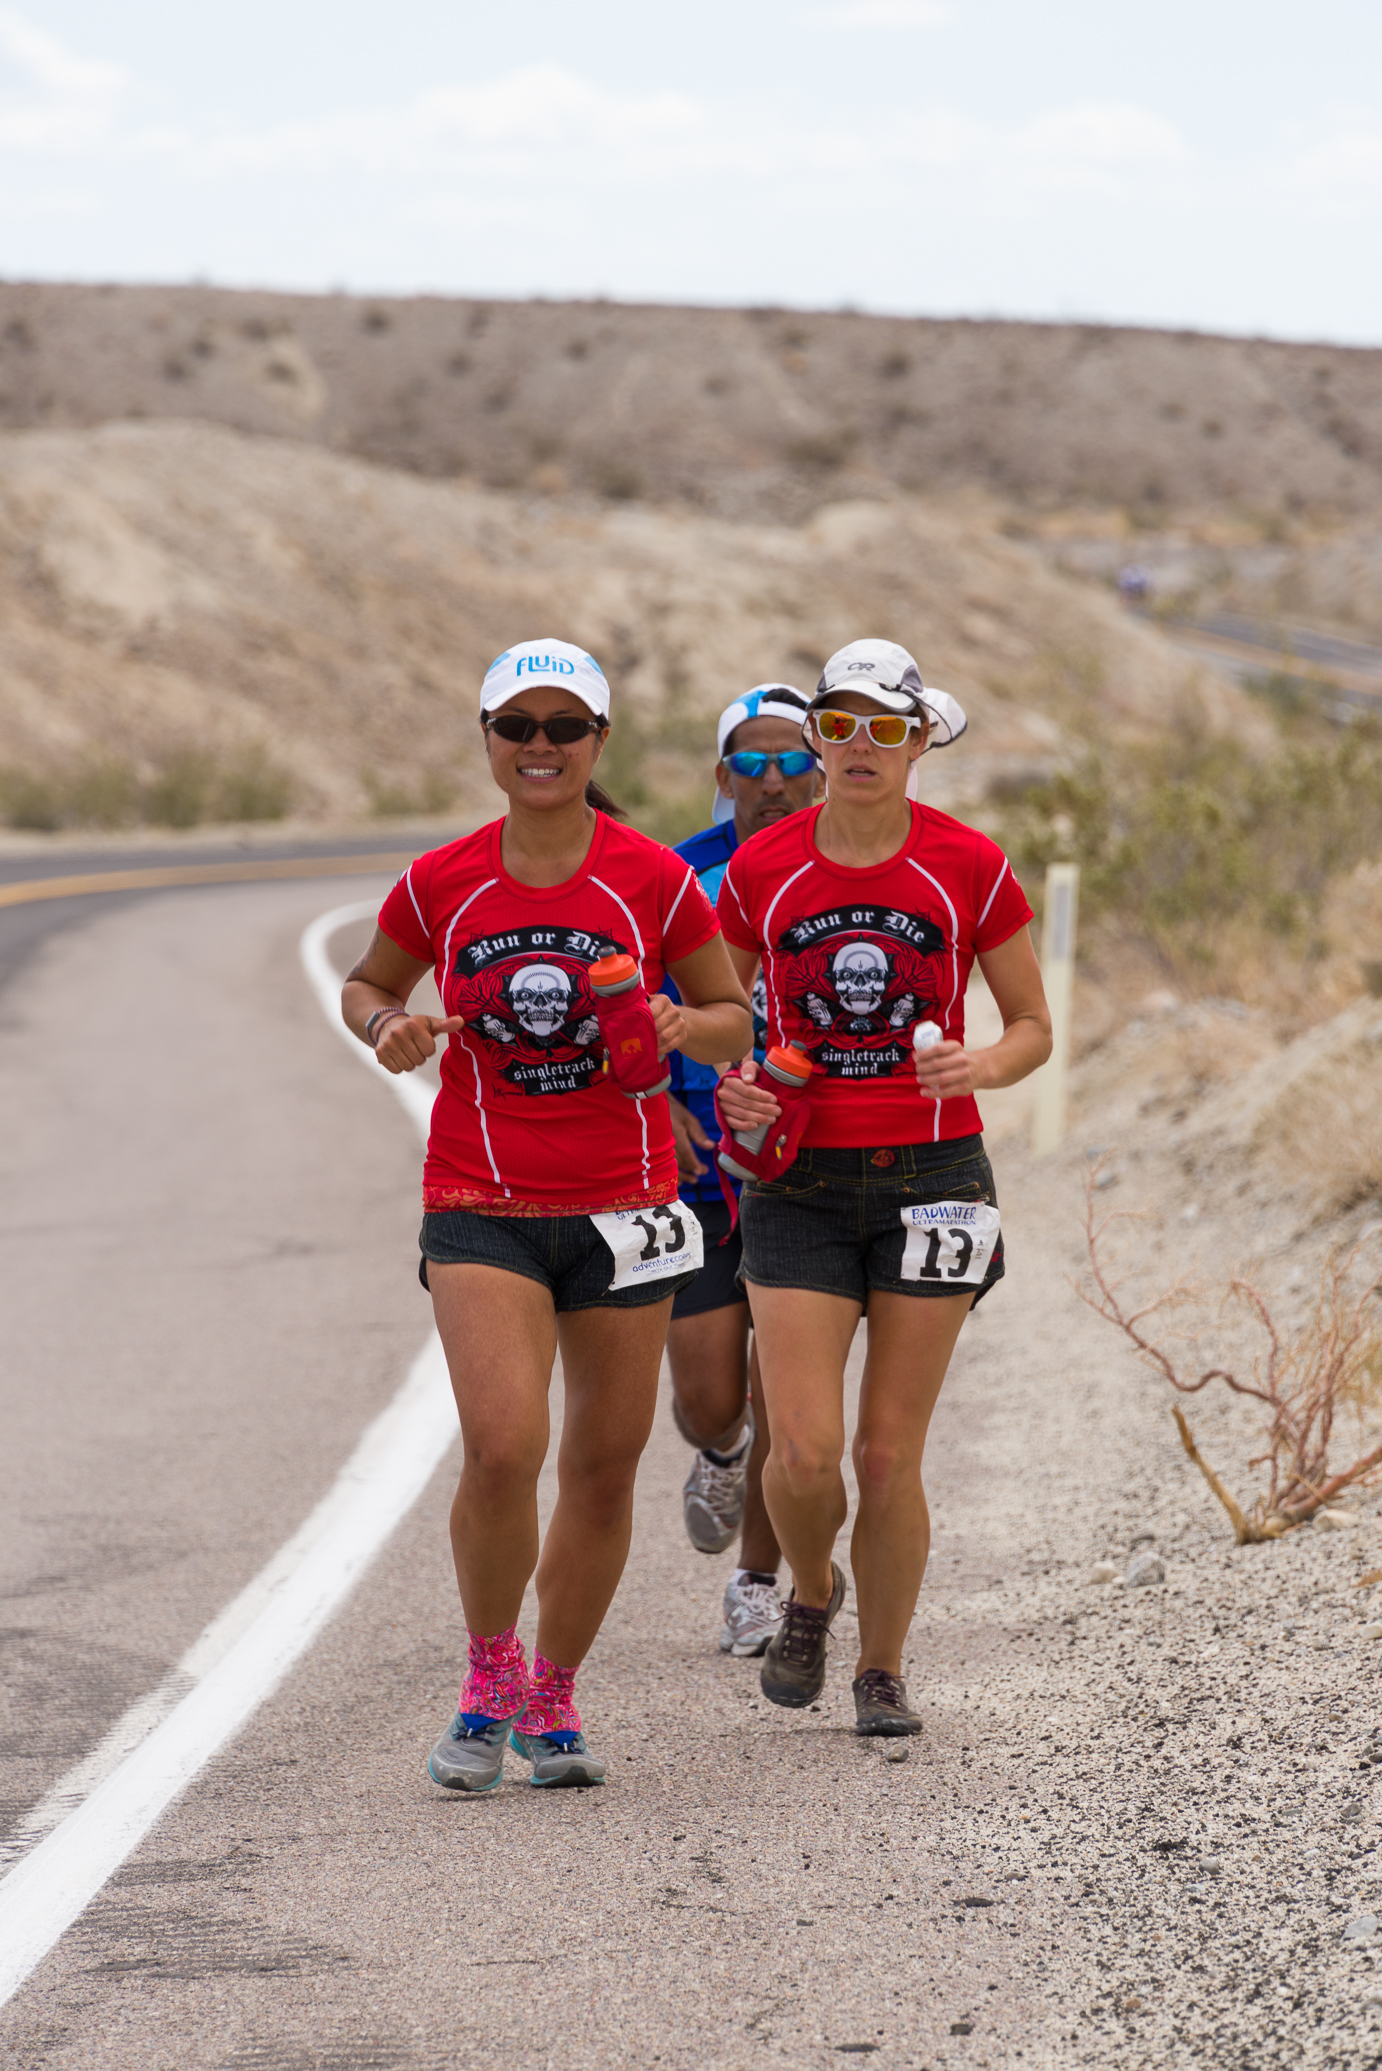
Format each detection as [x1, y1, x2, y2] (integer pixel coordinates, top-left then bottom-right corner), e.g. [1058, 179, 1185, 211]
[712, 1068, 814, 1232]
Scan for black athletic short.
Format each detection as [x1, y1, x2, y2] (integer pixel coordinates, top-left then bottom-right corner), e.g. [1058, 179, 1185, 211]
[670, 1198, 747, 1320]
[418, 1209, 698, 1312]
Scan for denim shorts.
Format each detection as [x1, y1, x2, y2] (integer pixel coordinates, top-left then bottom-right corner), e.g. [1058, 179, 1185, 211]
[419, 1210, 698, 1313]
[738, 1134, 1004, 1308]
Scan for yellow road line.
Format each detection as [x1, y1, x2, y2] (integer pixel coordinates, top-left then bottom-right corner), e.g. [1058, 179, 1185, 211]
[0, 852, 416, 911]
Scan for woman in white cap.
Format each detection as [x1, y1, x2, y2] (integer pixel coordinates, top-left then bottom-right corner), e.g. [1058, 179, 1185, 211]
[715, 639, 1051, 1736]
[343, 639, 751, 1790]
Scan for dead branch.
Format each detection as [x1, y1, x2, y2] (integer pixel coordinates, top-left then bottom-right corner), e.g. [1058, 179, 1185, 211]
[1172, 1408, 1254, 1543]
[1082, 1159, 1382, 1542]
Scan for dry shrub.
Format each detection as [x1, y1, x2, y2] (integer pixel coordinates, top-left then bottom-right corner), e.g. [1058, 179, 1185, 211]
[1081, 1163, 1382, 1541]
[1326, 858, 1382, 976]
[999, 722, 1382, 994]
[0, 744, 292, 832]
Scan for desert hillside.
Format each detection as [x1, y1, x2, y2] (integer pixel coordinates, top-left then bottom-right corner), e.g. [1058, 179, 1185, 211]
[3, 282, 1382, 519]
[0, 418, 1252, 834]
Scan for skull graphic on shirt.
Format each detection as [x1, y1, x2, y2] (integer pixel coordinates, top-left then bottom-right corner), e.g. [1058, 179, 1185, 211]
[831, 941, 889, 1017]
[507, 964, 573, 1039]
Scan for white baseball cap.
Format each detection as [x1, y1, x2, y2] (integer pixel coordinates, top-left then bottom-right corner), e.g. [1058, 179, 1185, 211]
[713, 683, 812, 823]
[810, 639, 967, 748]
[481, 639, 610, 719]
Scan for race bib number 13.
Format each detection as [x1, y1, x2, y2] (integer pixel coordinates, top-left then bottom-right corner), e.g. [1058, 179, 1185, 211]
[899, 1201, 1001, 1286]
[590, 1204, 705, 1291]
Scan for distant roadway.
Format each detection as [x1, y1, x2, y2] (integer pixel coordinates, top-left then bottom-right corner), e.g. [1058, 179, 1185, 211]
[1160, 611, 1382, 718]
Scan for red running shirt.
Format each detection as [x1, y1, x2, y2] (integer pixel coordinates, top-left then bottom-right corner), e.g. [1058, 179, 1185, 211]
[717, 802, 1033, 1148]
[378, 816, 719, 1214]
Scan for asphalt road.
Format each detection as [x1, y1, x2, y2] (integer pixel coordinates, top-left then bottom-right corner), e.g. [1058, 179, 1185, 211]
[2, 863, 1377, 2069]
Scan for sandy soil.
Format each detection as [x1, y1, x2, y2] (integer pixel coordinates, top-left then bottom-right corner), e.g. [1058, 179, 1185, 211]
[0, 420, 1261, 829]
[3, 281, 1382, 519]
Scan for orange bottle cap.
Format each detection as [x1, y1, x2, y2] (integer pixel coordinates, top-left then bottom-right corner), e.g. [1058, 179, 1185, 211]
[589, 954, 638, 986]
[767, 1045, 813, 1079]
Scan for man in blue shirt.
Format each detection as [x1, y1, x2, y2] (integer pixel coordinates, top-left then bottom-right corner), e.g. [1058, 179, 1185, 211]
[665, 684, 822, 1655]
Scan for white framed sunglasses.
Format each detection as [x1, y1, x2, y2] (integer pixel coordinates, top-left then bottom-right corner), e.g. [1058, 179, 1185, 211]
[811, 708, 925, 747]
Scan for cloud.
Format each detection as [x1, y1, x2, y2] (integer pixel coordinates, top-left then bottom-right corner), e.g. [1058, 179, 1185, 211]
[807, 1, 952, 24]
[1281, 118, 1382, 212]
[0, 7, 1379, 342]
[113, 70, 1195, 208]
[191, 65, 712, 181]
[0, 4, 126, 150]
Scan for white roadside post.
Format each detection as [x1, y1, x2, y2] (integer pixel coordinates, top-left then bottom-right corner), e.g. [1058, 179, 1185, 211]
[1030, 862, 1080, 1157]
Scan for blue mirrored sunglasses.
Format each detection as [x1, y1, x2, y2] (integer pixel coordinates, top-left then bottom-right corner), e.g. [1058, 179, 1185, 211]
[723, 750, 817, 779]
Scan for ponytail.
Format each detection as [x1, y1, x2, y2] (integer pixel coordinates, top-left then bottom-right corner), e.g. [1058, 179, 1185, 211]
[585, 777, 627, 820]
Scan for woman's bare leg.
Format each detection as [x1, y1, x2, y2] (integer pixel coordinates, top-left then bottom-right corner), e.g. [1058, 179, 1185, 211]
[849, 1289, 973, 1675]
[745, 1286, 861, 1607]
[535, 1297, 674, 1664]
[738, 1336, 782, 1575]
[430, 1265, 673, 1658]
[428, 1262, 556, 1636]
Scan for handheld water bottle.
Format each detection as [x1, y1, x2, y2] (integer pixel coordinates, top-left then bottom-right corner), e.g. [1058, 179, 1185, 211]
[717, 1046, 815, 1183]
[589, 950, 672, 1098]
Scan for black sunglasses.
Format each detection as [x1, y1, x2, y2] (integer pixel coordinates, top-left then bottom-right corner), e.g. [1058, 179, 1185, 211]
[484, 713, 606, 745]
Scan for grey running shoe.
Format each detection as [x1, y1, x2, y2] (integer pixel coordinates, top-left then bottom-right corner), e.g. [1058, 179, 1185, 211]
[427, 1711, 510, 1793]
[852, 1669, 923, 1737]
[759, 1560, 846, 1708]
[507, 1725, 606, 1788]
[719, 1572, 784, 1657]
[682, 1410, 754, 1555]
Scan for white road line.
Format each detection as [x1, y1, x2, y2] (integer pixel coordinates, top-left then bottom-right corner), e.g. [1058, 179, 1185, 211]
[0, 897, 452, 2008]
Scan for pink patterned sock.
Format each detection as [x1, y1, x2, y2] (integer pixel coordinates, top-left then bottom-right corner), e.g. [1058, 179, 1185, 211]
[457, 1626, 528, 1724]
[518, 1652, 581, 1736]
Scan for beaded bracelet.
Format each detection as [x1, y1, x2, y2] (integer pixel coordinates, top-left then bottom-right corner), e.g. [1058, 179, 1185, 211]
[366, 1005, 410, 1049]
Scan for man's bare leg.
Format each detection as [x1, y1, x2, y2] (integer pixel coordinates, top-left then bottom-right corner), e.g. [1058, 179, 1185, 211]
[668, 1299, 783, 1654]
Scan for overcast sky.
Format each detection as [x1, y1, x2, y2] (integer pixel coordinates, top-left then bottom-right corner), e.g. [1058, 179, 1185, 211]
[3, 0, 1381, 343]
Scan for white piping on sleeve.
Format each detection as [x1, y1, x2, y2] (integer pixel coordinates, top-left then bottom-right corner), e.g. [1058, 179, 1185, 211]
[719, 867, 749, 929]
[662, 864, 695, 935]
[977, 856, 1010, 932]
[761, 860, 813, 945]
[404, 863, 427, 940]
[591, 875, 646, 964]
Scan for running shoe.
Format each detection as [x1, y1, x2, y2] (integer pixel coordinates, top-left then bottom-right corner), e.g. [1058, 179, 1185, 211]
[852, 1669, 923, 1737]
[427, 1712, 512, 1793]
[683, 1411, 754, 1555]
[719, 1571, 784, 1657]
[759, 1560, 846, 1708]
[508, 1725, 606, 1788]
